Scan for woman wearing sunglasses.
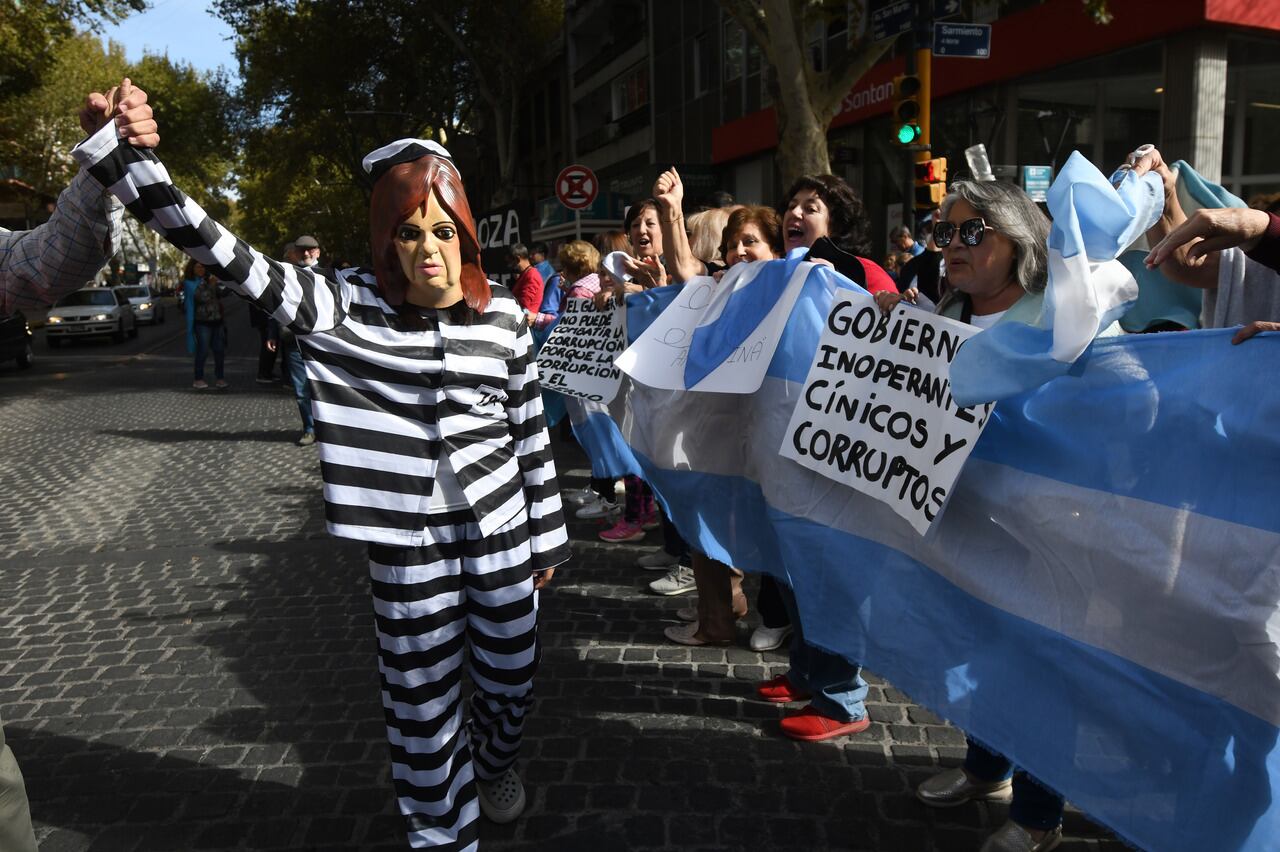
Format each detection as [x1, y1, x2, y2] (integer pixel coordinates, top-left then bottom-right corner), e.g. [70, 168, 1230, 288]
[877, 181, 1066, 852]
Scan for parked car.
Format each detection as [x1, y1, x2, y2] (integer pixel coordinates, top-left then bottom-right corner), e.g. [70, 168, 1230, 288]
[0, 310, 33, 369]
[116, 284, 165, 325]
[44, 287, 138, 347]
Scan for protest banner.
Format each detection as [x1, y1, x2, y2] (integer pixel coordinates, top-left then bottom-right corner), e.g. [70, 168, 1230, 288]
[615, 259, 809, 393]
[779, 293, 992, 534]
[535, 297, 626, 403]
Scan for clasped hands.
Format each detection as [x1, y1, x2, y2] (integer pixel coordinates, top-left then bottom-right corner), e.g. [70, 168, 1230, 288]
[79, 76, 159, 148]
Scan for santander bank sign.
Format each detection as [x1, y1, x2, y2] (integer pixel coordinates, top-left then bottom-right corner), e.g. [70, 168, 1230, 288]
[833, 61, 905, 128]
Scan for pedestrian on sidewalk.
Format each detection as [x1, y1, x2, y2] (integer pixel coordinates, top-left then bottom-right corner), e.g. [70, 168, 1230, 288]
[0, 76, 159, 852]
[268, 238, 317, 444]
[73, 127, 570, 851]
[189, 264, 229, 389]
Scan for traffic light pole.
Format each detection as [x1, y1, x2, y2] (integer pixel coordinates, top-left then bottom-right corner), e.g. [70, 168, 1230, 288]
[915, 46, 932, 165]
[902, 35, 917, 226]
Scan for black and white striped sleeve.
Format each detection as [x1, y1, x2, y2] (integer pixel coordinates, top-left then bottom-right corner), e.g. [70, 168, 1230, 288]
[71, 122, 345, 335]
[505, 320, 570, 571]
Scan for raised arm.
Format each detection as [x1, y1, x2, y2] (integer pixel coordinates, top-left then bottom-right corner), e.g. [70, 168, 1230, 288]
[0, 80, 158, 313]
[71, 121, 347, 335]
[505, 319, 570, 581]
[1128, 146, 1219, 290]
[652, 167, 706, 283]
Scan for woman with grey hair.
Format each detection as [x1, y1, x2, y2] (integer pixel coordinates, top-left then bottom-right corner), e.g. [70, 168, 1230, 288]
[877, 180, 1064, 852]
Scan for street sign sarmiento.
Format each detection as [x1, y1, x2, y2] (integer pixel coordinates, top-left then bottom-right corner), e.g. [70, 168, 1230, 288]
[933, 22, 992, 58]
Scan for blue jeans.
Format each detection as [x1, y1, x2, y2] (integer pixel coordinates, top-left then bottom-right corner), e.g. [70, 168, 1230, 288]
[964, 738, 1065, 830]
[777, 582, 867, 722]
[193, 322, 225, 380]
[284, 344, 314, 433]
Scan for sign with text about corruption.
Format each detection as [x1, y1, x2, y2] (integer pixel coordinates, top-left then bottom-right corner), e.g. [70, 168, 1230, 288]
[780, 294, 993, 535]
[536, 298, 626, 403]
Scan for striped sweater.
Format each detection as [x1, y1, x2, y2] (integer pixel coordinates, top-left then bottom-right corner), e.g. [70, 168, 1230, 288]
[72, 123, 569, 568]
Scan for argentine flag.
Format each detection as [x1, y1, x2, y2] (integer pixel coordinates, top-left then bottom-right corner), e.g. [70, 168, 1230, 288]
[606, 183, 1280, 848]
[949, 152, 1164, 406]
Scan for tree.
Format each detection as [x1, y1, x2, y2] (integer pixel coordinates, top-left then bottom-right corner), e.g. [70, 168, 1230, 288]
[0, 0, 145, 95]
[422, 0, 563, 206]
[214, 0, 482, 259]
[717, 0, 893, 187]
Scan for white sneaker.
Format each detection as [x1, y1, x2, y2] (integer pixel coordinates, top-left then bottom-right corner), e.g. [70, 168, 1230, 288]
[749, 624, 793, 652]
[575, 495, 619, 519]
[649, 564, 695, 596]
[636, 549, 678, 570]
[477, 768, 526, 824]
[563, 486, 595, 506]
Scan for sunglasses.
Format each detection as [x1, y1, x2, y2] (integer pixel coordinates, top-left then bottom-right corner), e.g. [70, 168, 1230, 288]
[933, 218, 993, 248]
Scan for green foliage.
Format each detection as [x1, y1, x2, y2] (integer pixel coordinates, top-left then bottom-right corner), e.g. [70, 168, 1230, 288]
[0, 32, 236, 211]
[0, 0, 146, 95]
[211, 0, 485, 260]
[1083, 0, 1114, 25]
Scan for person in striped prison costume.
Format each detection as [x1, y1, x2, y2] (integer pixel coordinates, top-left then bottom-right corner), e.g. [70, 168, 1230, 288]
[71, 127, 570, 850]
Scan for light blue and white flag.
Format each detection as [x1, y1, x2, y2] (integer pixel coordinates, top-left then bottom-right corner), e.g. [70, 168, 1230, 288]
[610, 265, 1280, 852]
[616, 254, 817, 394]
[949, 151, 1163, 406]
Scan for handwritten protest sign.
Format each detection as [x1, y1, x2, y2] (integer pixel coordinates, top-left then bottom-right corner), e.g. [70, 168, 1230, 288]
[536, 298, 626, 403]
[614, 260, 809, 393]
[780, 293, 993, 535]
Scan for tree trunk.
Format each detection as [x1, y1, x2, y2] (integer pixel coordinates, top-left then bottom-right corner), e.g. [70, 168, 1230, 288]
[774, 88, 835, 188]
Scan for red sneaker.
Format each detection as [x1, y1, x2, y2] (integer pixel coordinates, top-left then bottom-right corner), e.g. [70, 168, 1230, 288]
[756, 674, 812, 704]
[778, 705, 870, 741]
[599, 519, 646, 543]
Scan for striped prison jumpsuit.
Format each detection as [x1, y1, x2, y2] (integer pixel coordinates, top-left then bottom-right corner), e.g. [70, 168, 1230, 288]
[72, 123, 572, 850]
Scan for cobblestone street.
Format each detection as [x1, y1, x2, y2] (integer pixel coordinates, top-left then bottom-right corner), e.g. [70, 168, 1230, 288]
[0, 300, 1123, 851]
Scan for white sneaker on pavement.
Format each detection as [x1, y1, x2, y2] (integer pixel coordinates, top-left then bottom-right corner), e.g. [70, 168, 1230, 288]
[636, 549, 678, 570]
[648, 564, 695, 596]
[749, 624, 793, 652]
[477, 768, 526, 824]
[576, 495, 619, 519]
[563, 486, 595, 506]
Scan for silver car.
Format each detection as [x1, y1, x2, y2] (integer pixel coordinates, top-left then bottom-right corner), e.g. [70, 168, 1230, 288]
[117, 284, 165, 325]
[44, 287, 138, 347]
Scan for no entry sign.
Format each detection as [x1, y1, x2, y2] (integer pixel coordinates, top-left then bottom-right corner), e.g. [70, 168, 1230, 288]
[556, 164, 599, 211]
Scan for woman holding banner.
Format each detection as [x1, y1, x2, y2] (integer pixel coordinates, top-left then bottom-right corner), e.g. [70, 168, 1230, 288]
[71, 127, 570, 850]
[650, 166, 793, 646]
[753, 174, 903, 738]
[877, 180, 1066, 852]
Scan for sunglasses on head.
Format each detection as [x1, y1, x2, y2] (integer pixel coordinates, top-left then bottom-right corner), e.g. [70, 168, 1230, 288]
[933, 217, 992, 248]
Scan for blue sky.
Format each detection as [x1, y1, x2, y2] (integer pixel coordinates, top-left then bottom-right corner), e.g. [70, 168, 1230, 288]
[99, 0, 239, 78]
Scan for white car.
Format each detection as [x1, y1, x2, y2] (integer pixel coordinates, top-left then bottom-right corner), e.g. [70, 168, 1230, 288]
[44, 287, 138, 347]
[116, 284, 165, 325]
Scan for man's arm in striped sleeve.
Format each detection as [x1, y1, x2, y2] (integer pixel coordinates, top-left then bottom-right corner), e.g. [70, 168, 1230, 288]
[70, 121, 346, 335]
[505, 320, 570, 572]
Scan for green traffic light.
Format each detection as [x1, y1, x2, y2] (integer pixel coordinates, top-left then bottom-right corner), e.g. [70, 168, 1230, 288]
[896, 123, 920, 145]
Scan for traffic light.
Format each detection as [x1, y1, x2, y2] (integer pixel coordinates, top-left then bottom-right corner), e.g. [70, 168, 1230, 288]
[914, 157, 947, 210]
[892, 75, 922, 146]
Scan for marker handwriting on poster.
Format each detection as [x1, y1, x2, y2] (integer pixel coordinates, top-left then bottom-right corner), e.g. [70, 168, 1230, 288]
[780, 293, 993, 535]
[535, 298, 626, 403]
[614, 260, 809, 393]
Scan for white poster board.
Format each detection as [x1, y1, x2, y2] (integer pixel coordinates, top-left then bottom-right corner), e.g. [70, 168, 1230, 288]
[535, 298, 625, 403]
[614, 260, 810, 393]
[780, 292, 993, 535]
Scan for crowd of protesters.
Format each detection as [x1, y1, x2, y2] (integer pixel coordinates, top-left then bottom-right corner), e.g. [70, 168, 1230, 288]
[5, 74, 1280, 852]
